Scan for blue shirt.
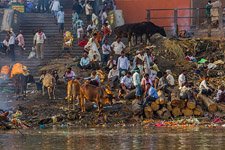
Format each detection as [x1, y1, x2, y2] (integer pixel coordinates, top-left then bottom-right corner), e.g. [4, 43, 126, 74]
[57, 11, 64, 23]
[147, 87, 159, 99]
[80, 57, 90, 66]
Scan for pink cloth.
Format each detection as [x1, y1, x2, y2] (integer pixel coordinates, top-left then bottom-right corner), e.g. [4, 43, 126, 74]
[16, 34, 25, 47]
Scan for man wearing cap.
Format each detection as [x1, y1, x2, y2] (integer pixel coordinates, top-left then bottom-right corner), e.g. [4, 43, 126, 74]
[132, 68, 142, 100]
[117, 51, 129, 76]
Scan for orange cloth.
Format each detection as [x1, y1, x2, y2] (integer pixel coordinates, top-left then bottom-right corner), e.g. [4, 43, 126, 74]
[10, 63, 26, 78]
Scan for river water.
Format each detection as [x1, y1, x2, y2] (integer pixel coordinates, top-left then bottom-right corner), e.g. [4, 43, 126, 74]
[0, 127, 225, 150]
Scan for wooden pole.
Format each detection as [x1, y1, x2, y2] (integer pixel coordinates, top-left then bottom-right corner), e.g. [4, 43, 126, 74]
[196, 8, 200, 29]
[174, 9, 178, 37]
[146, 9, 151, 22]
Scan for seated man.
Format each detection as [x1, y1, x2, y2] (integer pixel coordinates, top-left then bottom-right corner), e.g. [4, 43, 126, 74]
[119, 72, 133, 97]
[199, 76, 212, 96]
[90, 52, 101, 70]
[106, 56, 116, 71]
[108, 65, 119, 89]
[157, 72, 171, 101]
[85, 71, 101, 87]
[180, 83, 195, 100]
[215, 85, 225, 102]
[141, 73, 153, 94]
[78, 52, 91, 70]
[143, 83, 159, 107]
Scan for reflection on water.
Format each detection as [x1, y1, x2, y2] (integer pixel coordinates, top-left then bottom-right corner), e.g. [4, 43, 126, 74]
[0, 127, 225, 150]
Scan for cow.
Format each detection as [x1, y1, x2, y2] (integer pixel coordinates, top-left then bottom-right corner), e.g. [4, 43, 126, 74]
[69, 79, 81, 110]
[79, 83, 113, 112]
[42, 73, 56, 100]
[13, 74, 35, 97]
[114, 21, 166, 46]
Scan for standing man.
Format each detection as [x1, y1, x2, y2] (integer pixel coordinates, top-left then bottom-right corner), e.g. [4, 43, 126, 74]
[117, 51, 129, 76]
[34, 29, 47, 59]
[111, 37, 126, 60]
[85, 1, 93, 23]
[102, 39, 111, 66]
[133, 68, 142, 100]
[206, 1, 212, 18]
[206, 1, 212, 37]
[50, 0, 61, 19]
[64, 67, 76, 100]
[38, 0, 45, 12]
[57, 7, 65, 34]
[75, 16, 84, 41]
[8, 31, 16, 61]
[16, 30, 25, 51]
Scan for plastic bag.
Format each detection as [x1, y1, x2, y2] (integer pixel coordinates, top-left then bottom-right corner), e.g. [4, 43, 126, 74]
[28, 47, 36, 59]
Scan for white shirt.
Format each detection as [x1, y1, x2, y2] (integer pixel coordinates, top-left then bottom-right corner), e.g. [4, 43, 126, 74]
[199, 80, 209, 92]
[117, 56, 129, 70]
[85, 4, 92, 15]
[3, 39, 9, 47]
[149, 69, 157, 81]
[9, 35, 15, 45]
[92, 13, 98, 25]
[51, 0, 60, 11]
[102, 44, 111, 54]
[87, 24, 96, 31]
[132, 72, 140, 86]
[111, 41, 125, 55]
[166, 74, 175, 86]
[121, 76, 132, 89]
[101, 11, 107, 21]
[86, 38, 98, 52]
[178, 73, 186, 87]
[34, 32, 47, 44]
[108, 69, 119, 79]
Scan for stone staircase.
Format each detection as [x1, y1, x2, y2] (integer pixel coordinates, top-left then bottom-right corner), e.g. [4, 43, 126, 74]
[62, 0, 87, 58]
[0, 12, 63, 76]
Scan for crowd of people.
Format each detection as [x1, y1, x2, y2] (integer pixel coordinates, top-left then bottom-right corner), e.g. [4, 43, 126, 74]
[0, 29, 25, 61]
[59, 0, 225, 104]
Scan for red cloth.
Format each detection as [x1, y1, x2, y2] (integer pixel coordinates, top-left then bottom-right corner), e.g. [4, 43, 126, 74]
[102, 26, 111, 36]
[78, 40, 88, 47]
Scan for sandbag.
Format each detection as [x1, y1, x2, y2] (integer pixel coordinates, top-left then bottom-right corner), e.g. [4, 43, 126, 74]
[1, 65, 10, 75]
[11, 63, 26, 78]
